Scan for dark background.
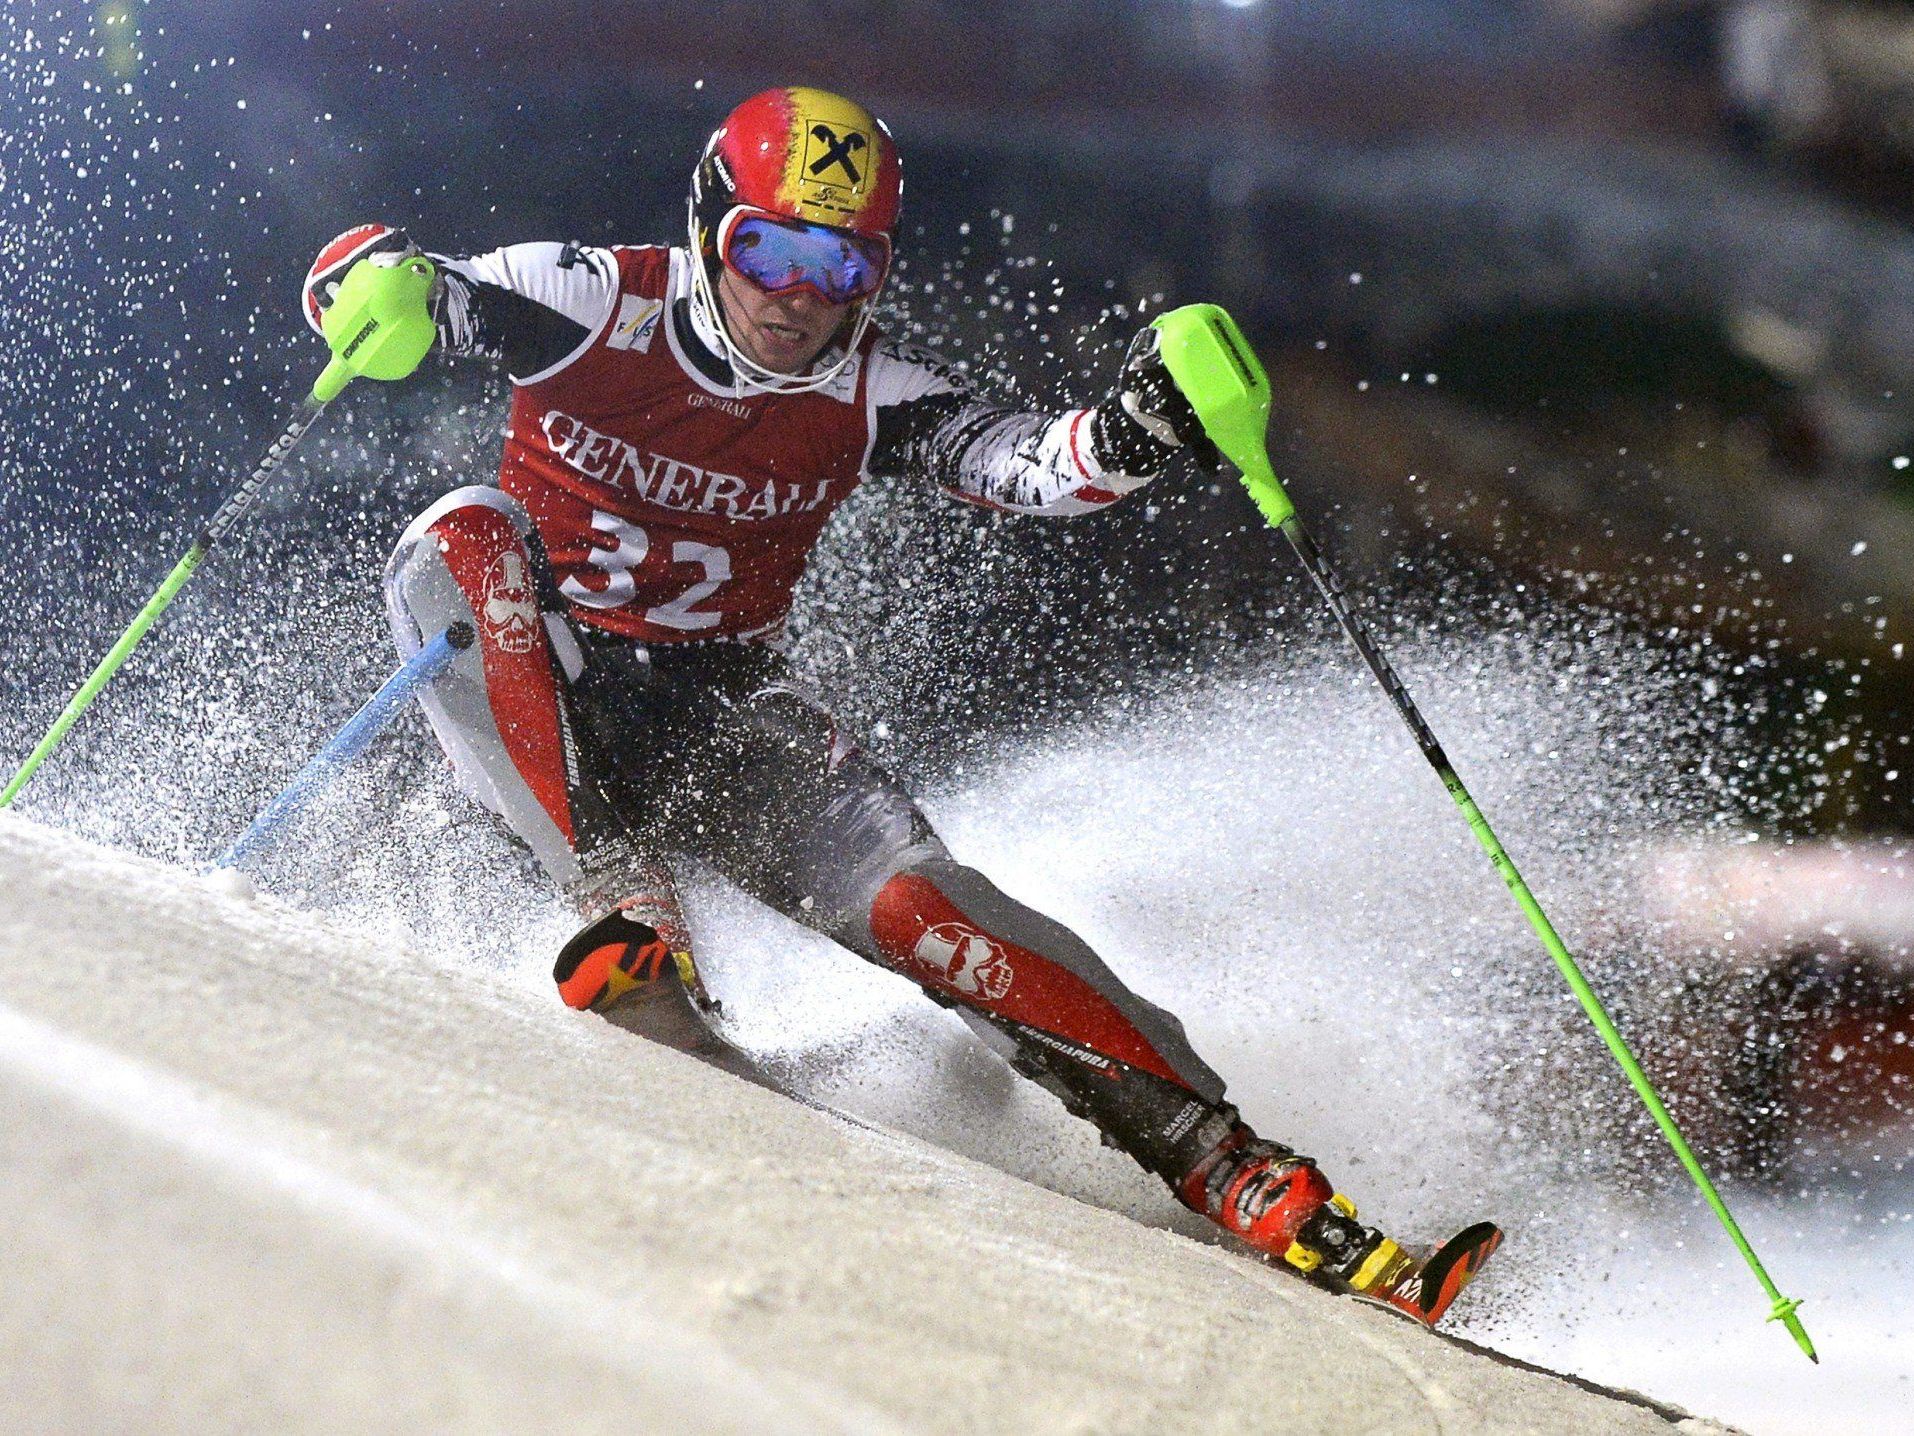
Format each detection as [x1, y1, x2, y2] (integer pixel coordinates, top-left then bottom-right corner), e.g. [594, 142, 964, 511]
[0, 0, 1909, 1227]
[11, 0, 1914, 834]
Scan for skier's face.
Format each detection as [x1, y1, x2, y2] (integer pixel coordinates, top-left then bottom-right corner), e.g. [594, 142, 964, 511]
[716, 263, 849, 374]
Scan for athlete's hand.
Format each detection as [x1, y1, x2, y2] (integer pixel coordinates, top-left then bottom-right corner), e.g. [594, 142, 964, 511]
[1094, 325, 1222, 476]
[302, 223, 432, 337]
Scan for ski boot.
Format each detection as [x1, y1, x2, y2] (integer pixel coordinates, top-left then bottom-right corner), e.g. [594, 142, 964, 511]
[549, 853, 792, 1088]
[556, 854, 708, 1016]
[554, 902, 716, 1019]
[1179, 1129, 1502, 1328]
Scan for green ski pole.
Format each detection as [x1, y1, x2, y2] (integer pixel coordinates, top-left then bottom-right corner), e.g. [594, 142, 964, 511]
[1152, 301, 1817, 1363]
[0, 253, 440, 810]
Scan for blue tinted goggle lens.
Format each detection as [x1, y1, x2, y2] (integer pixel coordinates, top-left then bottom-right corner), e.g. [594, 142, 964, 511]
[723, 215, 888, 303]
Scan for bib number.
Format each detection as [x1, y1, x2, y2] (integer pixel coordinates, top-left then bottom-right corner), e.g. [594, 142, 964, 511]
[647, 540, 730, 631]
[559, 510, 730, 632]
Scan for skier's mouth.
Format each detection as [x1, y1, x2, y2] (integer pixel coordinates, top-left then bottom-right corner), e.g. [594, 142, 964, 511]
[750, 317, 824, 369]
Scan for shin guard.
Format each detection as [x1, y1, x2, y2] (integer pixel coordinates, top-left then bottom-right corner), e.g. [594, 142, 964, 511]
[384, 485, 614, 892]
[865, 859, 1234, 1182]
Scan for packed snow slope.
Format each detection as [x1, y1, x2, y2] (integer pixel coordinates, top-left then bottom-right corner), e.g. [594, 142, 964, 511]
[0, 815, 1728, 1435]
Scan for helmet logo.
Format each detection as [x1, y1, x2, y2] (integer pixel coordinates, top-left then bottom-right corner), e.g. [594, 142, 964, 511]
[804, 122, 868, 188]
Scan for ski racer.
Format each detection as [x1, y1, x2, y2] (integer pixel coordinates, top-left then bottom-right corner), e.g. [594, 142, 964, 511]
[304, 86, 1497, 1325]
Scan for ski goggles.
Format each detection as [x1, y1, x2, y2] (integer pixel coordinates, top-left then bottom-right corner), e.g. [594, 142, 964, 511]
[717, 208, 890, 305]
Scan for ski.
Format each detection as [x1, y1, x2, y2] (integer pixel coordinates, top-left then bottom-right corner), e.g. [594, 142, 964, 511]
[1353, 1220, 1504, 1328]
[551, 902, 772, 1084]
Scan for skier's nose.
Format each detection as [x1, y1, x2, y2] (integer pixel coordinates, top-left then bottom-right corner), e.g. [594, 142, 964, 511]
[775, 287, 839, 323]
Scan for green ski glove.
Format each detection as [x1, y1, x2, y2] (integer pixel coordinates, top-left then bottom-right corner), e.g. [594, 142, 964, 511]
[312, 249, 440, 402]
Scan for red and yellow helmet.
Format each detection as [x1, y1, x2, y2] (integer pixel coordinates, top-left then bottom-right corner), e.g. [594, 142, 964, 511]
[691, 86, 902, 260]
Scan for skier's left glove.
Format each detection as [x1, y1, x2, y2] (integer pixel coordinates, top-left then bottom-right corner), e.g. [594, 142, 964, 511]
[1093, 325, 1222, 477]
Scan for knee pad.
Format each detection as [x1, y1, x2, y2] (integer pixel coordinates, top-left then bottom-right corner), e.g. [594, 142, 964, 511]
[385, 486, 583, 677]
[384, 486, 588, 885]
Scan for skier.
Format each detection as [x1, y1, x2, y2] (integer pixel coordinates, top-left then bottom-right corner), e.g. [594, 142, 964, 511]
[304, 86, 1497, 1325]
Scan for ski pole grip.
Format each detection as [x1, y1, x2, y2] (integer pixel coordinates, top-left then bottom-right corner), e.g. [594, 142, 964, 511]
[311, 355, 353, 405]
[313, 254, 439, 402]
[1152, 303, 1294, 527]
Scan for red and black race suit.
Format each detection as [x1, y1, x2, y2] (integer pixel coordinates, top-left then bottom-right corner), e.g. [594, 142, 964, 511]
[355, 224, 1235, 1199]
[305, 226, 1174, 645]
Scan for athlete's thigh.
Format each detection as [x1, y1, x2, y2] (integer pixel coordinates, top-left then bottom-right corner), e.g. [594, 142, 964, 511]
[687, 661, 946, 932]
[383, 484, 683, 896]
[385, 486, 595, 881]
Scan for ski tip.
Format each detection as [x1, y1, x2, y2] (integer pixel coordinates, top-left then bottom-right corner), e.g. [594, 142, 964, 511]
[1385, 1221, 1504, 1329]
[553, 909, 671, 1013]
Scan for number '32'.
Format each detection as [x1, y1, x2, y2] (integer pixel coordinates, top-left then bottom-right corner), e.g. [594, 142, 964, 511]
[558, 509, 731, 631]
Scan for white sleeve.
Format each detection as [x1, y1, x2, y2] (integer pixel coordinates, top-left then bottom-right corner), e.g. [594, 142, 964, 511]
[445, 243, 619, 328]
[865, 337, 1147, 516]
[866, 336, 966, 408]
[432, 242, 621, 383]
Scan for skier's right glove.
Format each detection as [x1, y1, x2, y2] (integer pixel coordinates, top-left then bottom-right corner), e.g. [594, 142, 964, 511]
[302, 222, 437, 337]
[1093, 325, 1223, 477]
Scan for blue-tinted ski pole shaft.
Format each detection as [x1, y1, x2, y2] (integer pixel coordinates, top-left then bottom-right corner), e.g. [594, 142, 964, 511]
[217, 623, 471, 870]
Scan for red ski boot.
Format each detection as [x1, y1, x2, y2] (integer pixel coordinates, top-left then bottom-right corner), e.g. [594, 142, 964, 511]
[553, 900, 718, 1017]
[1179, 1128, 1502, 1328]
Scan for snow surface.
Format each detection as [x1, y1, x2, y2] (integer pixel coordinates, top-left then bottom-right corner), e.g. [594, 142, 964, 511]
[0, 813, 1724, 1435]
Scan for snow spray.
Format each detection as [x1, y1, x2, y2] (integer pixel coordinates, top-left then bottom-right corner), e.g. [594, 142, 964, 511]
[0, 255, 439, 810]
[215, 622, 472, 871]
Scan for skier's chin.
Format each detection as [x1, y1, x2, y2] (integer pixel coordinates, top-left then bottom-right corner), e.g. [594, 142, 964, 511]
[716, 272, 840, 375]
